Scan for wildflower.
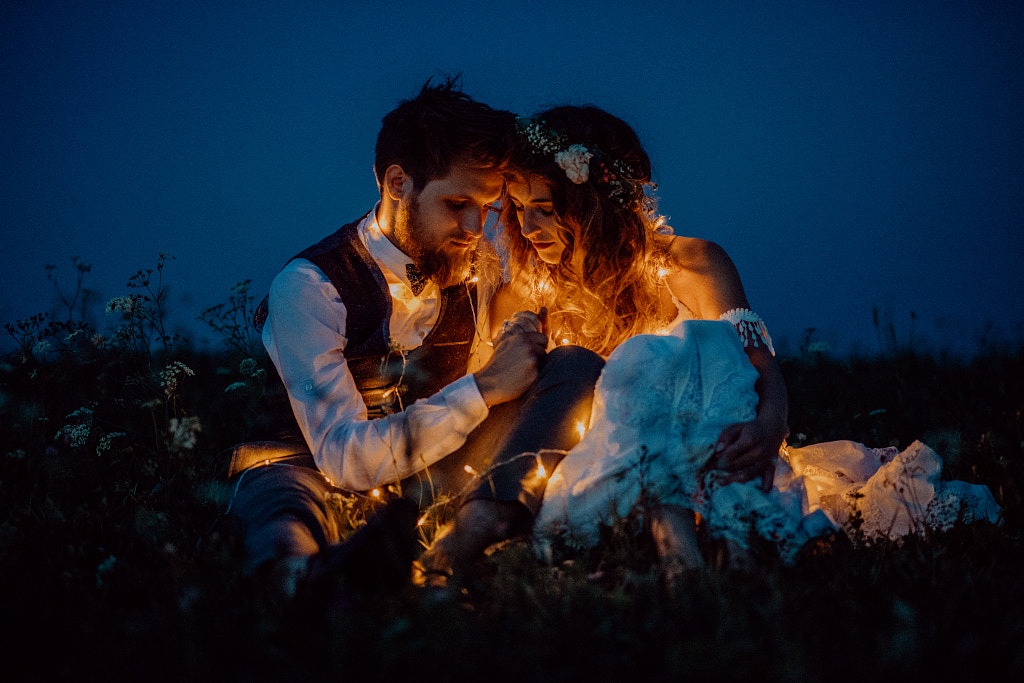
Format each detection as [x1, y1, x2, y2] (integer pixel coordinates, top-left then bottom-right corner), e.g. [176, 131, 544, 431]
[96, 431, 127, 457]
[105, 295, 138, 314]
[160, 361, 195, 397]
[56, 406, 94, 447]
[168, 416, 201, 452]
[31, 339, 52, 359]
[554, 144, 593, 184]
[238, 357, 266, 380]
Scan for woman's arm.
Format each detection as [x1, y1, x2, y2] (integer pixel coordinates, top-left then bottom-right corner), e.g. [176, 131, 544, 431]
[488, 283, 521, 340]
[712, 346, 789, 489]
[663, 236, 789, 488]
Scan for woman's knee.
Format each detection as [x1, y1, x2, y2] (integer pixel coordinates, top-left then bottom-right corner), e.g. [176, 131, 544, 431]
[544, 344, 605, 383]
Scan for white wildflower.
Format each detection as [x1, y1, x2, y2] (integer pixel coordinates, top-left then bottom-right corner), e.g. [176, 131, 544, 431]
[518, 119, 564, 154]
[160, 361, 195, 397]
[56, 406, 94, 447]
[168, 416, 201, 452]
[554, 144, 593, 184]
[105, 295, 137, 314]
[32, 339, 52, 358]
[238, 357, 265, 381]
[96, 431, 127, 457]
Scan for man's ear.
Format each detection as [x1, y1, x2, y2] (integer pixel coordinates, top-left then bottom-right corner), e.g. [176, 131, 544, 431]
[382, 164, 414, 201]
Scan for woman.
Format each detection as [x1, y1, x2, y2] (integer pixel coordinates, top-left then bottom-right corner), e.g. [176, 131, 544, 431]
[490, 106, 999, 571]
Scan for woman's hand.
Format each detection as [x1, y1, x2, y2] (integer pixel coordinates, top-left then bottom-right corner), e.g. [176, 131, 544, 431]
[474, 307, 550, 407]
[706, 416, 787, 492]
[494, 307, 549, 344]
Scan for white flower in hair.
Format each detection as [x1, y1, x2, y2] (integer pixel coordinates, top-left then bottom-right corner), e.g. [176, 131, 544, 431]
[554, 144, 593, 184]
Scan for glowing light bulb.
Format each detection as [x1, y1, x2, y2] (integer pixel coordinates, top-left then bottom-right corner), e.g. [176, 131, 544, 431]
[372, 488, 381, 498]
[464, 465, 478, 476]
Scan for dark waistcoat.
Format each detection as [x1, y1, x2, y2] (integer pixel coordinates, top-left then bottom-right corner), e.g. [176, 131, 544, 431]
[251, 216, 478, 440]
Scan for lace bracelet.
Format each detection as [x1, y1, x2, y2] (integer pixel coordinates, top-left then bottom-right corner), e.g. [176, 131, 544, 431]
[719, 308, 776, 356]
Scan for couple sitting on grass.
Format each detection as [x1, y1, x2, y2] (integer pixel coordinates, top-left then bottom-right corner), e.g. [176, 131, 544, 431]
[228, 77, 999, 599]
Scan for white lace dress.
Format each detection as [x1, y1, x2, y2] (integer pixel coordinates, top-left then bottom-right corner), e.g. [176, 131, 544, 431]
[533, 318, 1001, 563]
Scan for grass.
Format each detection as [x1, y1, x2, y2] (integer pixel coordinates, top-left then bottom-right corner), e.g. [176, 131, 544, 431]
[1, 257, 1022, 680]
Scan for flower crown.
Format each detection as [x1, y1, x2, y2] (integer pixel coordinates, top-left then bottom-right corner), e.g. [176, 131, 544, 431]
[515, 116, 641, 204]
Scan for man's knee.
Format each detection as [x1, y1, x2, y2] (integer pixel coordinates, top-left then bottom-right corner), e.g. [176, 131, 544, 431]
[245, 513, 321, 573]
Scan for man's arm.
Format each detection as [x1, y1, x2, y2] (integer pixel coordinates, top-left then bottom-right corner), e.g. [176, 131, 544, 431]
[264, 260, 490, 491]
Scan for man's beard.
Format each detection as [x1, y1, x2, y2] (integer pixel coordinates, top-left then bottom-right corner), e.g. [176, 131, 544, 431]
[393, 194, 476, 289]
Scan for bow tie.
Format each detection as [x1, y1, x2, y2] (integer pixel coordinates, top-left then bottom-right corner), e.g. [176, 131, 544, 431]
[405, 263, 428, 296]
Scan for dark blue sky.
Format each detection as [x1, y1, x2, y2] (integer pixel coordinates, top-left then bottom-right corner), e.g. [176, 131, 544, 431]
[3, 0, 1022, 357]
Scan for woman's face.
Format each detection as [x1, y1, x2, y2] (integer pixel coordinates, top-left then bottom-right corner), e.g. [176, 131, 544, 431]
[506, 178, 568, 265]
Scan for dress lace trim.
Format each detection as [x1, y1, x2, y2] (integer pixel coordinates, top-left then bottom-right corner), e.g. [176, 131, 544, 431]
[719, 308, 775, 356]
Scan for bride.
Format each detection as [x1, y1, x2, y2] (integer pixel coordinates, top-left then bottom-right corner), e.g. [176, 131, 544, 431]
[488, 105, 1000, 570]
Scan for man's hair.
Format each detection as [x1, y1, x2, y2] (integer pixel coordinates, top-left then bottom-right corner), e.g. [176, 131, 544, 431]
[374, 76, 513, 191]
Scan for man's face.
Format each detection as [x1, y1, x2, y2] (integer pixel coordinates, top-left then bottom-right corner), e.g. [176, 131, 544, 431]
[392, 164, 504, 288]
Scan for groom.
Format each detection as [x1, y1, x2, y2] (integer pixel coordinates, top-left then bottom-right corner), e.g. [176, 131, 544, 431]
[228, 78, 604, 595]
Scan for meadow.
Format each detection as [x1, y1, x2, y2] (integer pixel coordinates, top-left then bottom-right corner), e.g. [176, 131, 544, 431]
[2, 256, 1021, 680]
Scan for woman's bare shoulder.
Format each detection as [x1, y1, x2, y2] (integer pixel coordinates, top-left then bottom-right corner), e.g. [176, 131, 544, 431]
[658, 234, 748, 317]
[661, 234, 734, 273]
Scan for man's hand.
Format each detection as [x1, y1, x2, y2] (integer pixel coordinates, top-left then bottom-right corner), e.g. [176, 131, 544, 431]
[704, 417, 787, 492]
[474, 308, 549, 406]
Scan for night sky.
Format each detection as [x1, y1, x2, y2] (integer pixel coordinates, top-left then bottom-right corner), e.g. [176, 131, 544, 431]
[3, 0, 1022, 357]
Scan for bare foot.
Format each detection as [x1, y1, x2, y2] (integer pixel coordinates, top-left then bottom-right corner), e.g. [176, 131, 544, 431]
[417, 499, 525, 588]
[650, 504, 704, 588]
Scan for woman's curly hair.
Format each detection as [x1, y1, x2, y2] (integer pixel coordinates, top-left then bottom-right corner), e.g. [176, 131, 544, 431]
[501, 105, 673, 356]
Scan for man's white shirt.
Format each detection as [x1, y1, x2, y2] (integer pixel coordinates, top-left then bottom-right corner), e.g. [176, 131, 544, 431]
[262, 209, 497, 491]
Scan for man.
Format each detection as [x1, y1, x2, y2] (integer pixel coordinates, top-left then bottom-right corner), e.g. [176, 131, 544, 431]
[229, 78, 603, 596]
